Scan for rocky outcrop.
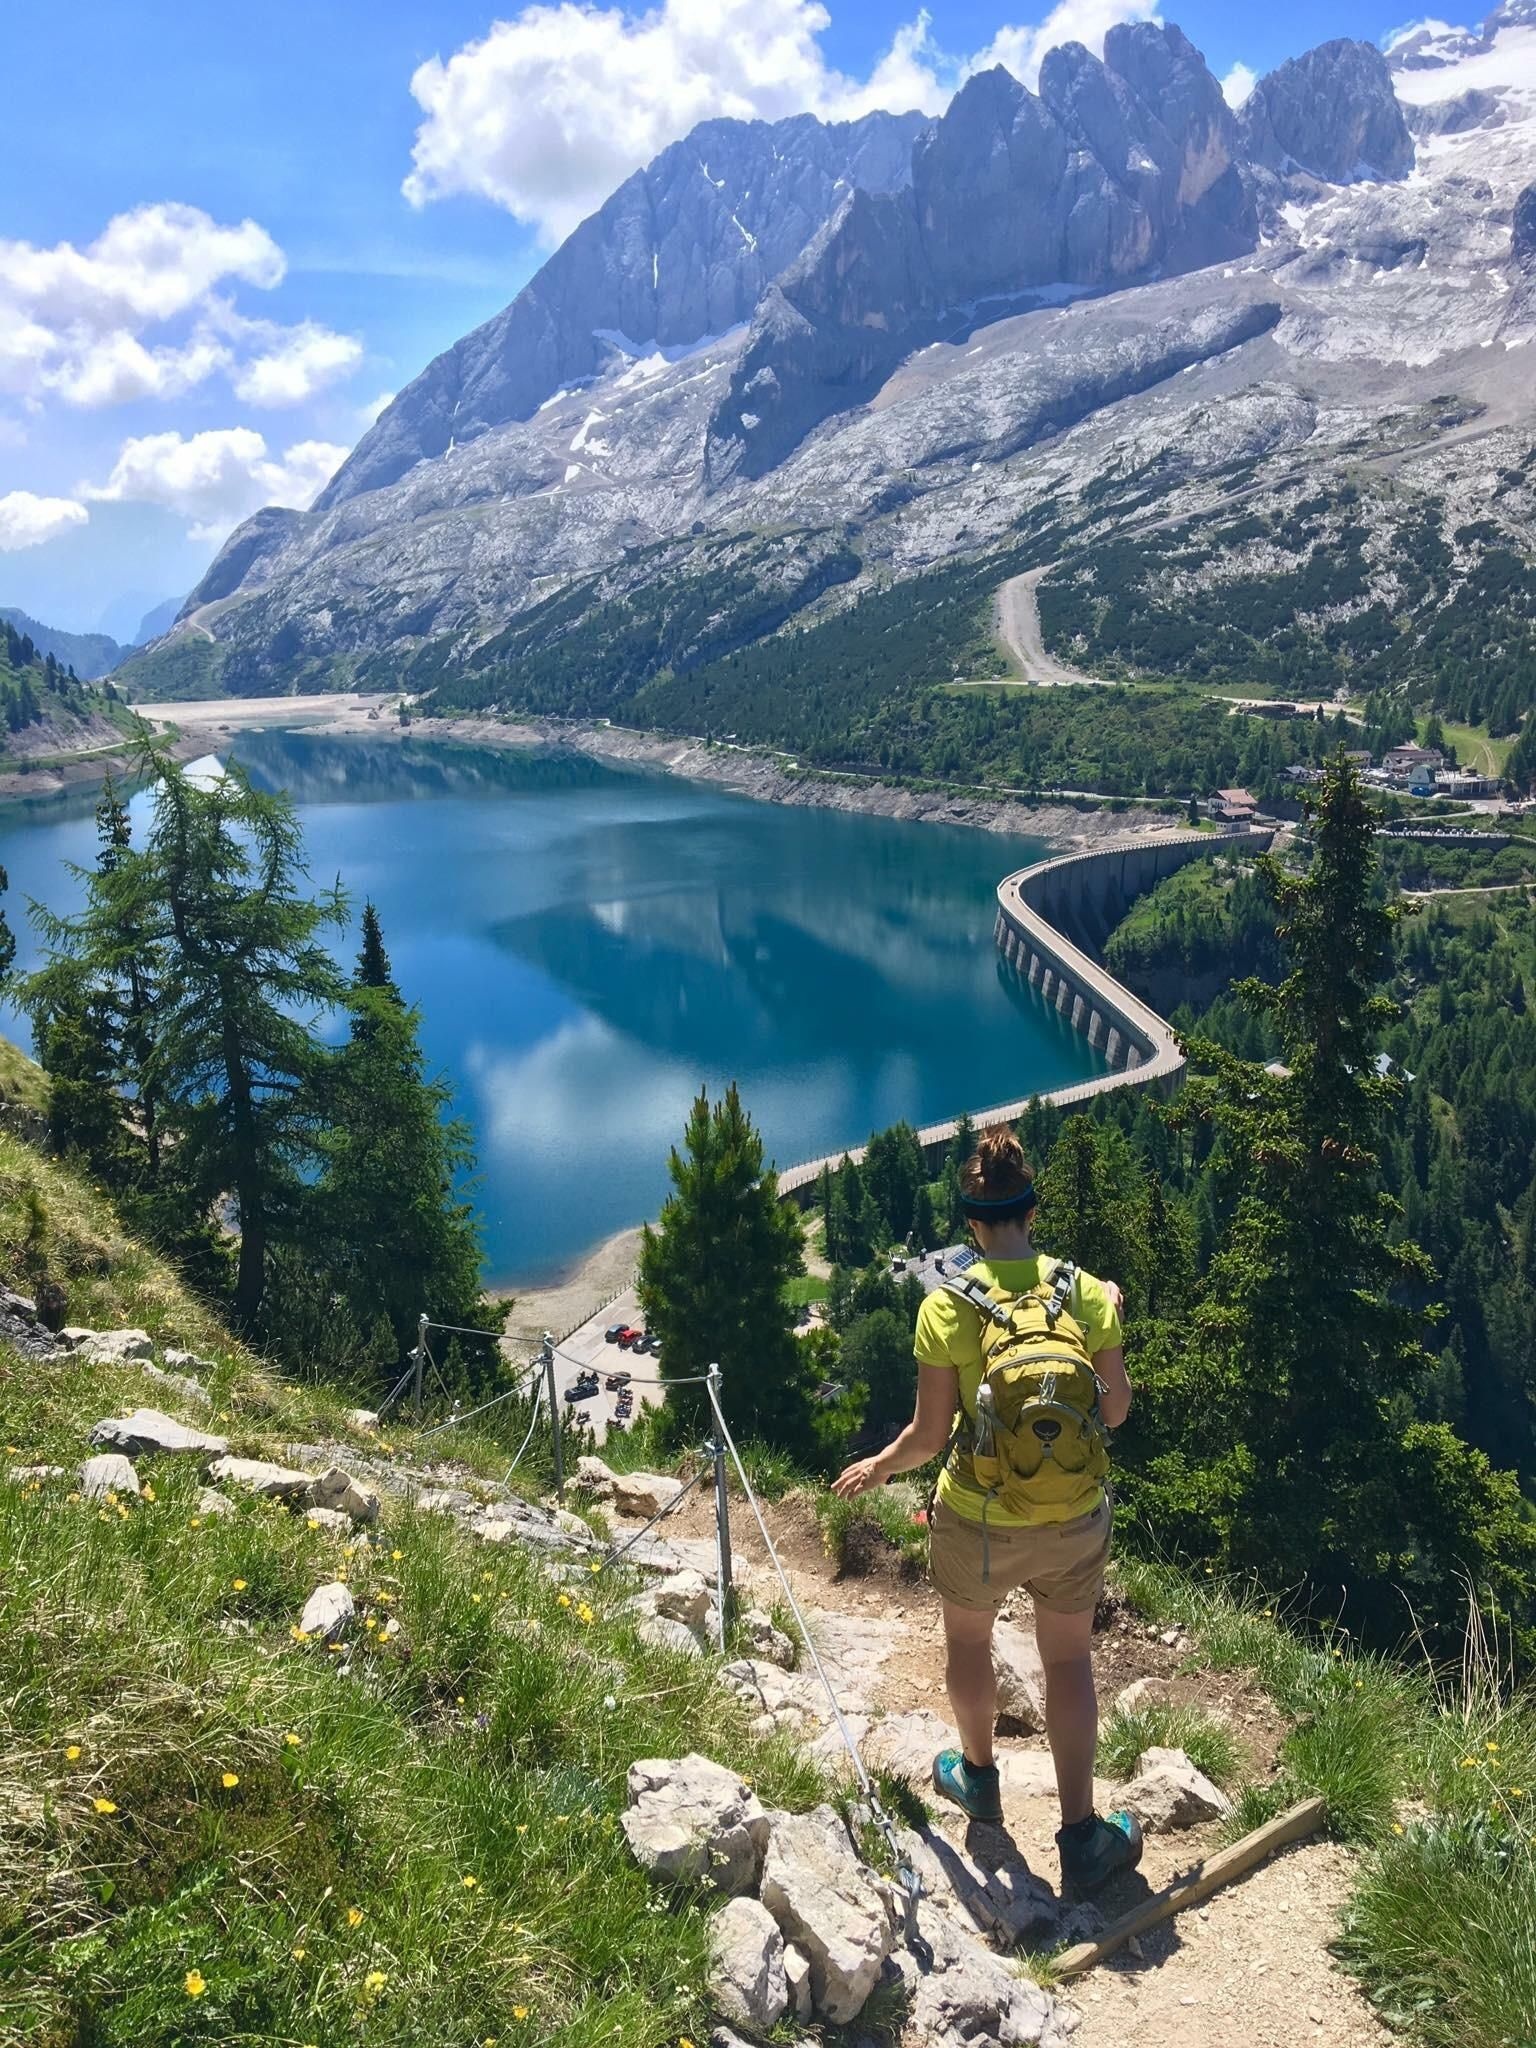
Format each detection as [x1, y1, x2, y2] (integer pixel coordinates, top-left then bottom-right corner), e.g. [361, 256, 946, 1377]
[708, 1896, 789, 2031]
[1514, 182, 1536, 275]
[298, 1581, 356, 1643]
[1238, 39, 1414, 185]
[89, 1408, 228, 1460]
[1118, 1745, 1233, 1831]
[758, 1805, 899, 2024]
[707, 23, 1257, 478]
[305, 109, 925, 514]
[621, 1754, 770, 1895]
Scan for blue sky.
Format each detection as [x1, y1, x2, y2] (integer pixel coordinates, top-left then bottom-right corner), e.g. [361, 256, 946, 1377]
[4, 0, 1432, 636]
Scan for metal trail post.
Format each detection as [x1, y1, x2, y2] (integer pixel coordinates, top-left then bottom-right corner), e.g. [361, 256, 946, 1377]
[543, 1331, 564, 1502]
[412, 1312, 428, 1424]
[707, 1362, 733, 1653]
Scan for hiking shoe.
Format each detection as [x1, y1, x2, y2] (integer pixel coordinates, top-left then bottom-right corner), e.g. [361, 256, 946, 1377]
[932, 1748, 1004, 1823]
[1056, 1810, 1144, 1892]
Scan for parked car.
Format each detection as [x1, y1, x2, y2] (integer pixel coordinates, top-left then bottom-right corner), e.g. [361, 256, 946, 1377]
[605, 1371, 632, 1391]
[615, 1326, 638, 1348]
[604, 1322, 626, 1343]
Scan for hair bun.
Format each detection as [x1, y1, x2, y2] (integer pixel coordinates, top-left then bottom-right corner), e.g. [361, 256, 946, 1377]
[961, 1124, 1033, 1202]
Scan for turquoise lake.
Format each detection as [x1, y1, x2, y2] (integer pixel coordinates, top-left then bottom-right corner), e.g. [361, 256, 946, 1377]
[0, 734, 1105, 1285]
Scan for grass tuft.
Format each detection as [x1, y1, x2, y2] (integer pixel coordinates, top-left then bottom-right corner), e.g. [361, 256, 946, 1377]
[1097, 1702, 1243, 1788]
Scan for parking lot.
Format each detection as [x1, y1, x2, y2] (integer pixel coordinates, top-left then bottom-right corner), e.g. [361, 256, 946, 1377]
[546, 1284, 661, 1445]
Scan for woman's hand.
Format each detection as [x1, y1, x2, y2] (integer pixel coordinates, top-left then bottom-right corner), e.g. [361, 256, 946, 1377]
[1104, 1279, 1124, 1317]
[831, 1456, 885, 1500]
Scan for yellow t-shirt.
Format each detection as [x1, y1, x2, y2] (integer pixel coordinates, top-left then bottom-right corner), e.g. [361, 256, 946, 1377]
[914, 1254, 1122, 1528]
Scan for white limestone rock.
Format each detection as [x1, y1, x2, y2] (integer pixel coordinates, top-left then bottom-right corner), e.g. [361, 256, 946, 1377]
[784, 1943, 813, 2021]
[139, 1360, 213, 1410]
[209, 1455, 314, 1501]
[863, 1708, 959, 1786]
[611, 1469, 685, 1518]
[621, 1754, 769, 1896]
[638, 1615, 708, 1659]
[89, 1409, 228, 1460]
[6, 1463, 65, 1484]
[740, 1607, 797, 1670]
[708, 1896, 788, 2031]
[79, 1329, 155, 1365]
[1113, 1674, 1168, 1716]
[79, 1452, 140, 1500]
[758, 1804, 898, 2024]
[304, 1505, 354, 1533]
[992, 1618, 1046, 1735]
[886, 1894, 1064, 2048]
[654, 1570, 713, 1629]
[196, 1487, 237, 1518]
[573, 1455, 616, 1501]
[1119, 1746, 1232, 1832]
[347, 1407, 381, 1432]
[298, 1581, 355, 1642]
[307, 1464, 380, 1525]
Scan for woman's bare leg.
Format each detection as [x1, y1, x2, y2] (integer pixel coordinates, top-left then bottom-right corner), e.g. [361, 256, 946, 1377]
[942, 1599, 998, 1766]
[1033, 1603, 1098, 1826]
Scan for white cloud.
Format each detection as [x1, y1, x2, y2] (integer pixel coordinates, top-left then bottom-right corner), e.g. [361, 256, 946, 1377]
[975, 0, 1158, 88]
[1382, 16, 1465, 55]
[0, 490, 89, 552]
[403, 0, 1163, 242]
[1220, 60, 1257, 107]
[359, 389, 397, 426]
[43, 330, 232, 408]
[0, 203, 363, 413]
[230, 321, 365, 406]
[82, 428, 348, 543]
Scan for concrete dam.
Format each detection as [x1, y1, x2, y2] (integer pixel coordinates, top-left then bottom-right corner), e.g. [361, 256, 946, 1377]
[779, 824, 1272, 1198]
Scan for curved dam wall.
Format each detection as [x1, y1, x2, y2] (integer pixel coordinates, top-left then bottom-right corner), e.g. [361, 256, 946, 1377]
[779, 824, 1272, 1201]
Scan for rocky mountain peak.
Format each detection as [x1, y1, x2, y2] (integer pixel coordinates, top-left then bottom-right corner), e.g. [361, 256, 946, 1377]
[313, 105, 925, 512]
[1515, 182, 1536, 270]
[1239, 38, 1415, 184]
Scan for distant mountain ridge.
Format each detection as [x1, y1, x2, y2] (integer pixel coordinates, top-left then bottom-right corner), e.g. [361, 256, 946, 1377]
[134, 4, 1536, 721]
[0, 608, 123, 681]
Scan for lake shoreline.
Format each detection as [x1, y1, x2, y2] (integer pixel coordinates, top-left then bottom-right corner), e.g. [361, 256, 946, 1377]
[130, 695, 1183, 851]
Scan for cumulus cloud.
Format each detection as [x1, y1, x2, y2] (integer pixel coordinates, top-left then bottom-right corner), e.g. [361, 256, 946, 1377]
[976, 0, 1158, 88]
[230, 321, 365, 406]
[359, 389, 397, 426]
[0, 490, 90, 552]
[404, 0, 1160, 243]
[0, 203, 362, 411]
[1220, 60, 1257, 107]
[83, 428, 348, 543]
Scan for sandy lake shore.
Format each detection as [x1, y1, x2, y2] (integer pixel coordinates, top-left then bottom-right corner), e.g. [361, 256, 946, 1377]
[130, 694, 1179, 851]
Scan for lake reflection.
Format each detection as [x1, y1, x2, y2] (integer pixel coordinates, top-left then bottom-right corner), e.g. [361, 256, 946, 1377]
[0, 734, 1104, 1285]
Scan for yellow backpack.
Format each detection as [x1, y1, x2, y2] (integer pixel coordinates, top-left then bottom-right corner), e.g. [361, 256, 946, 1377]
[940, 1252, 1109, 1527]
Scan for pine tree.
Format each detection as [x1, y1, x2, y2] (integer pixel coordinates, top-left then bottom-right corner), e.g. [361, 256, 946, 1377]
[315, 914, 487, 1376]
[909, 1180, 938, 1251]
[1154, 753, 1536, 1644]
[356, 901, 398, 996]
[638, 1084, 816, 1452]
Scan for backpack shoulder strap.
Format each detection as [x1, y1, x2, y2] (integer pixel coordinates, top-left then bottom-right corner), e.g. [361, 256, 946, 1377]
[1043, 1257, 1078, 1328]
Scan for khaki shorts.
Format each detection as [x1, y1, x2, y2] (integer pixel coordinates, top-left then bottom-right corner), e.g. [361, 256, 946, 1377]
[928, 1493, 1111, 1615]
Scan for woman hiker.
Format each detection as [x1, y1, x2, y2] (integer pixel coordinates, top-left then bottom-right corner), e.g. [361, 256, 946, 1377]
[832, 1124, 1142, 1893]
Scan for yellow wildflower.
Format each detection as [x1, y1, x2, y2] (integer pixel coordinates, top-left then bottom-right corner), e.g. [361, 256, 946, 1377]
[307, 1517, 320, 1530]
[575, 1601, 595, 1625]
[67, 1490, 81, 1502]
[221, 1772, 240, 1790]
[284, 1732, 302, 1747]
[65, 1744, 81, 1762]
[142, 1483, 156, 1502]
[1460, 1756, 1477, 1768]
[516, 1823, 528, 1835]
[482, 1570, 493, 1582]
[364, 1969, 388, 1993]
[1512, 1787, 1525, 1798]
[365, 1616, 378, 1631]
[92, 1796, 117, 1814]
[391, 1548, 403, 1561]
[472, 1593, 482, 1605]
[231, 1578, 247, 1592]
[1391, 1822, 1404, 1835]
[116, 1504, 130, 1520]
[185, 1969, 206, 1998]
[190, 1516, 202, 1528]
[346, 1906, 364, 1928]
[328, 1642, 345, 1654]
[290, 1625, 310, 1642]
[1487, 1741, 1500, 1753]
[513, 2009, 530, 2023]
[291, 1946, 307, 1960]
[461, 1873, 478, 1888]
[557, 1593, 571, 1608]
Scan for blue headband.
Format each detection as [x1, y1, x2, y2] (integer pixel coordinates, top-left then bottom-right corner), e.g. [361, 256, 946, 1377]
[960, 1183, 1037, 1219]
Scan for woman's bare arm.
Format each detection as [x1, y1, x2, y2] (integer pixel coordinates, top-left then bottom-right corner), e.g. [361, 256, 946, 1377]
[1094, 1344, 1132, 1429]
[831, 1364, 958, 1498]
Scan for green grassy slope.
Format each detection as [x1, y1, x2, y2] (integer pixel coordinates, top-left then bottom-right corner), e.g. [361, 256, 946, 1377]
[0, 1131, 821, 2047]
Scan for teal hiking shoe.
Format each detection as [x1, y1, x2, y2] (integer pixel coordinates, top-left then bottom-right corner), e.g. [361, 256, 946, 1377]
[932, 1748, 1004, 1823]
[1056, 1810, 1144, 1892]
